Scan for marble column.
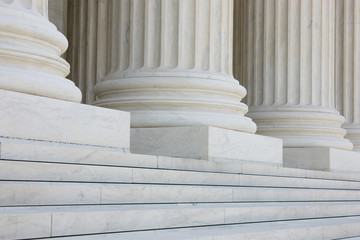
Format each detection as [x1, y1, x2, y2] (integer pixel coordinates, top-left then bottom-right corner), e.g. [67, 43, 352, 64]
[237, 0, 353, 150]
[0, 0, 81, 102]
[335, 0, 360, 151]
[94, 0, 256, 133]
[65, 0, 111, 104]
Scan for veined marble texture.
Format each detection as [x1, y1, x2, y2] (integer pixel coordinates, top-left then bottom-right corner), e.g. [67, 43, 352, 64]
[236, 0, 353, 150]
[0, 0, 81, 102]
[335, 0, 360, 151]
[91, 0, 256, 133]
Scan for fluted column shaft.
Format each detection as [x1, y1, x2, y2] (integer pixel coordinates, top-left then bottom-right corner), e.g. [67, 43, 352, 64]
[237, 0, 352, 150]
[94, 0, 256, 133]
[0, 0, 81, 102]
[335, 0, 360, 151]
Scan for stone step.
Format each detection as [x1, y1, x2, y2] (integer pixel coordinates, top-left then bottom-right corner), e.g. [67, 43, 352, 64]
[44, 215, 360, 240]
[2, 202, 360, 239]
[3, 142, 360, 182]
[1, 160, 360, 190]
[1, 181, 360, 207]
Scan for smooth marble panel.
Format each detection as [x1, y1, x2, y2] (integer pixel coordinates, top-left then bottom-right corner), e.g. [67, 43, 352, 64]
[0, 142, 157, 168]
[157, 156, 244, 174]
[224, 202, 360, 224]
[132, 168, 240, 186]
[131, 126, 282, 165]
[0, 89, 130, 148]
[0, 160, 133, 183]
[100, 184, 234, 204]
[284, 147, 360, 173]
[0, 182, 101, 206]
[239, 174, 360, 190]
[51, 206, 225, 236]
[0, 213, 51, 239]
[232, 187, 360, 202]
[43, 216, 360, 240]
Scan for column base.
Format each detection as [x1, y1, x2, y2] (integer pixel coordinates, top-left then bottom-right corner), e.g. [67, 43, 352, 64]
[0, 89, 130, 153]
[131, 126, 283, 166]
[284, 147, 360, 173]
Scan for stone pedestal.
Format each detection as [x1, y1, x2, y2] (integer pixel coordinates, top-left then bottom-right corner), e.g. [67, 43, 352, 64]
[335, 0, 360, 151]
[0, 89, 129, 150]
[236, 0, 353, 151]
[131, 126, 282, 166]
[284, 148, 360, 173]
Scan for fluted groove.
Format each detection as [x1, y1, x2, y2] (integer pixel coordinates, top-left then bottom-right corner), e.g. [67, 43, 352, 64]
[95, 0, 256, 133]
[335, 0, 360, 150]
[274, 0, 288, 105]
[178, 0, 195, 69]
[144, 0, 161, 69]
[117, 0, 130, 72]
[236, 0, 352, 150]
[96, 0, 109, 82]
[66, 0, 111, 104]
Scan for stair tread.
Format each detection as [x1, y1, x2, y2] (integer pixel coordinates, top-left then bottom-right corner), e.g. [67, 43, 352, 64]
[2, 201, 360, 214]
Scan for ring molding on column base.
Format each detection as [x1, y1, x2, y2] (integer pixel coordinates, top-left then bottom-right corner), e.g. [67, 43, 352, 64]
[0, 2, 82, 102]
[247, 106, 353, 151]
[343, 125, 360, 152]
[128, 111, 256, 133]
[0, 70, 81, 103]
[94, 77, 256, 133]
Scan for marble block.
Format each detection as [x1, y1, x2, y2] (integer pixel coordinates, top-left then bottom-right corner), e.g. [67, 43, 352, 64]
[0, 89, 130, 149]
[131, 126, 283, 166]
[284, 148, 360, 173]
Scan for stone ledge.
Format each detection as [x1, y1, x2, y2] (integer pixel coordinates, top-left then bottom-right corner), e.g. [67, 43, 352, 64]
[131, 126, 283, 166]
[284, 147, 360, 173]
[0, 89, 130, 149]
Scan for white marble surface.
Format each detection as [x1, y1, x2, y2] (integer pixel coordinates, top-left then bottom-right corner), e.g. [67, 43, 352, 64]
[0, 89, 130, 149]
[2, 180, 360, 207]
[284, 147, 360, 173]
[0, 212, 51, 240]
[3, 159, 360, 193]
[50, 216, 360, 240]
[2, 203, 360, 239]
[0, 141, 157, 168]
[3, 140, 360, 182]
[0, 0, 81, 102]
[131, 126, 282, 165]
[92, 0, 257, 134]
[335, 0, 360, 151]
[236, 0, 353, 151]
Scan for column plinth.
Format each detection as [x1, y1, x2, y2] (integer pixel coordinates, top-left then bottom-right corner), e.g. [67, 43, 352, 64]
[0, 0, 81, 102]
[94, 0, 256, 133]
[238, 0, 352, 150]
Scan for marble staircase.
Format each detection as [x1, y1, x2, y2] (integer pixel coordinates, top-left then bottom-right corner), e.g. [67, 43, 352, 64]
[2, 150, 360, 239]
